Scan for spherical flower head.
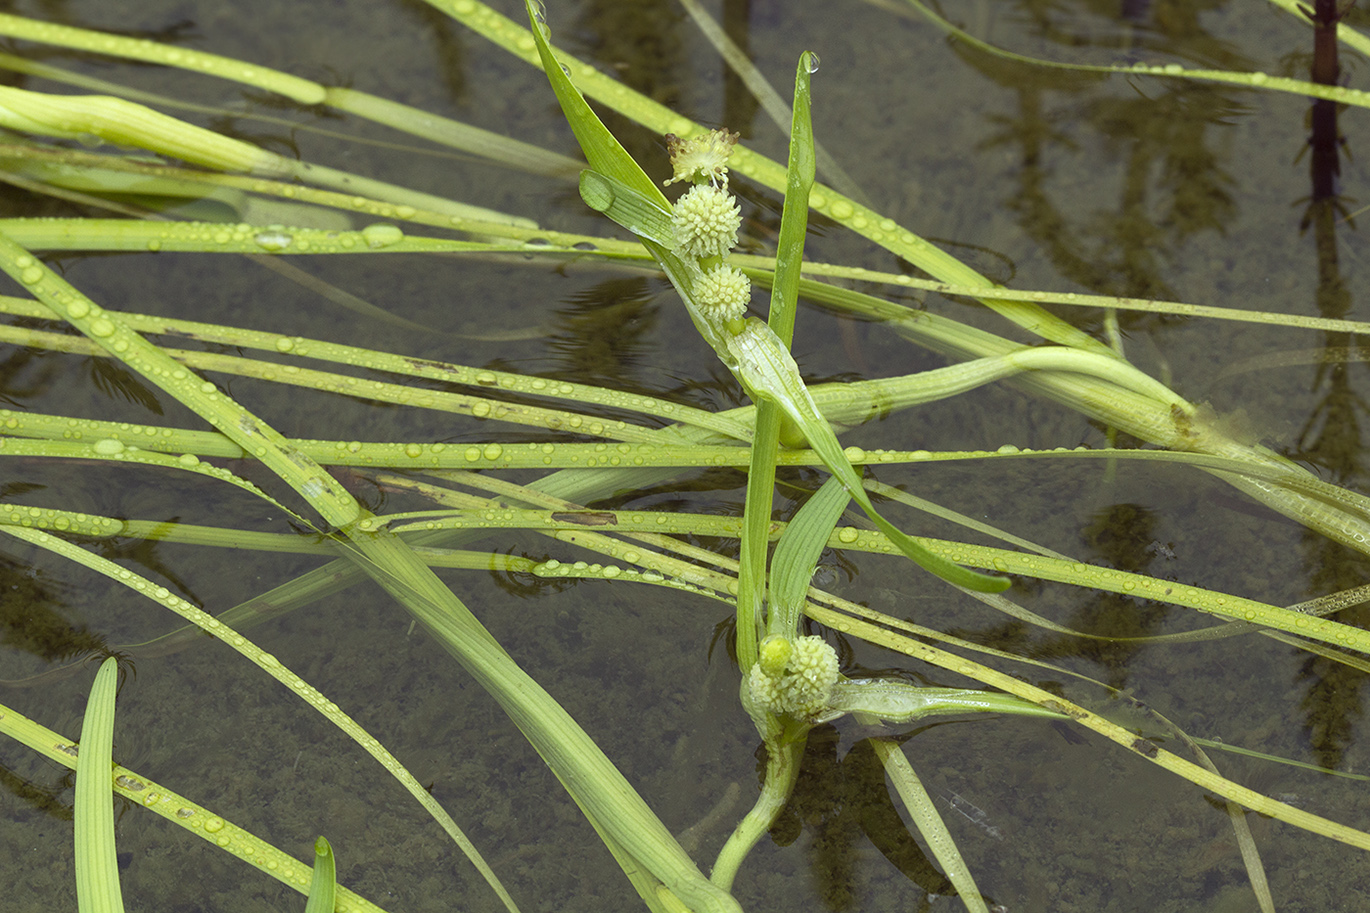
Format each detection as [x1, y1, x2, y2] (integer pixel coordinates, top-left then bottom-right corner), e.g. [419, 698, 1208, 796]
[746, 635, 839, 721]
[672, 183, 741, 260]
[692, 264, 750, 323]
[664, 128, 739, 187]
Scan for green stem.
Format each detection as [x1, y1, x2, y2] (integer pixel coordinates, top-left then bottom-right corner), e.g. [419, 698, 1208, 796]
[710, 714, 806, 891]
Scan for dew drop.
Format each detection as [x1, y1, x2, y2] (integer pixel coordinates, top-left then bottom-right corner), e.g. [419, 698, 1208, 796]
[805, 52, 820, 74]
[837, 527, 859, 544]
[20, 265, 43, 285]
[88, 318, 116, 338]
[361, 223, 404, 249]
[66, 300, 90, 319]
[92, 438, 125, 455]
[253, 229, 293, 252]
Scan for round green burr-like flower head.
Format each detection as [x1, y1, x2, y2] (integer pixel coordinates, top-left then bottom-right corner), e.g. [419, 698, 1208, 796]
[693, 264, 751, 323]
[672, 183, 741, 260]
[746, 635, 839, 721]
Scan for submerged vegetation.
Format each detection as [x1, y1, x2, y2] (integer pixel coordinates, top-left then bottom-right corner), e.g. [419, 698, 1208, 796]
[3, 1, 1370, 911]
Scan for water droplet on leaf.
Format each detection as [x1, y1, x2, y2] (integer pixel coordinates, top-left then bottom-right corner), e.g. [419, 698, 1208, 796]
[361, 223, 403, 248]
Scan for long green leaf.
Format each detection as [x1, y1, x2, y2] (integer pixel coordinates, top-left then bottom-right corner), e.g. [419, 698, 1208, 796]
[768, 476, 850, 638]
[74, 657, 124, 913]
[522, 2, 665, 209]
[869, 738, 989, 913]
[767, 51, 816, 348]
[303, 837, 337, 913]
[735, 50, 819, 670]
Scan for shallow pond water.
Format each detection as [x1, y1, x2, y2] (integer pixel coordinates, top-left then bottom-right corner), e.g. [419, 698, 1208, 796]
[2, 1, 1370, 912]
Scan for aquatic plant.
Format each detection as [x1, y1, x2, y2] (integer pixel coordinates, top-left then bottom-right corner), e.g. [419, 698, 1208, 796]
[2, 2, 1370, 911]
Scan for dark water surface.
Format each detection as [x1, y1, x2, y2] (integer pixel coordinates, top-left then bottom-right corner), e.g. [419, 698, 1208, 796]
[2, 1, 1369, 912]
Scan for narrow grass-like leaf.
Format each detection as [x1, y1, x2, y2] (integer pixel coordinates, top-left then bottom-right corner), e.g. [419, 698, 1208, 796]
[0, 700, 392, 913]
[902, 0, 1370, 109]
[521, 0, 666, 209]
[768, 476, 850, 638]
[0, 217, 493, 255]
[766, 51, 816, 348]
[304, 837, 337, 913]
[869, 738, 989, 913]
[74, 657, 124, 913]
[0, 13, 325, 103]
[735, 51, 820, 669]
[750, 259, 1370, 335]
[0, 87, 288, 174]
